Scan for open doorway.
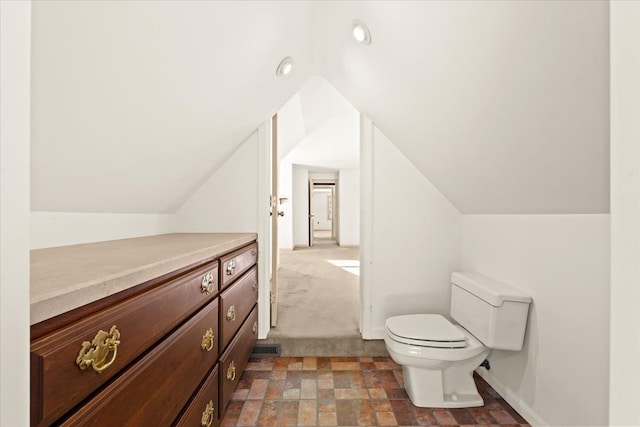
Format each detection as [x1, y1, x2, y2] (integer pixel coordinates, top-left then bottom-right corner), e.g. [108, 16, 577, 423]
[309, 180, 337, 247]
[266, 76, 363, 350]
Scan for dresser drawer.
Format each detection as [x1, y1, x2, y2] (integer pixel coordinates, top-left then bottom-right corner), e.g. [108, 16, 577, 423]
[219, 266, 258, 352]
[220, 243, 257, 290]
[175, 365, 219, 427]
[31, 261, 219, 426]
[59, 299, 219, 426]
[219, 307, 258, 414]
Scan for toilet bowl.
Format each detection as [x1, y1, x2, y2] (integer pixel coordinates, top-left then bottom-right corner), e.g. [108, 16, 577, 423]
[384, 272, 532, 408]
[384, 314, 489, 408]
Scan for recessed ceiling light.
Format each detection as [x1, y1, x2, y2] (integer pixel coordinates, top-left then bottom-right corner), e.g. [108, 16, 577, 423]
[276, 57, 293, 76]
[352, 19, 371, 45]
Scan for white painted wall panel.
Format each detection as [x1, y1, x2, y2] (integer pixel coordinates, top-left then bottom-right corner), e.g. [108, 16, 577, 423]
[339, 169, 360, 246]
[278, 158, 294, 250]
[174, 133, 258, 232]
[461, 215, 610, 426]
[31, 212, 174, 249]
[370, 128, 461, 335]
[312, 190, 332, 230]
[610, 1, 640, 424]
[0, 1, 31, 423]
[292, 166, 309, 247]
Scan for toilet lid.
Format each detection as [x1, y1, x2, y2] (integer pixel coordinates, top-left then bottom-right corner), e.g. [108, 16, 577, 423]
[386, 314, 467, 348]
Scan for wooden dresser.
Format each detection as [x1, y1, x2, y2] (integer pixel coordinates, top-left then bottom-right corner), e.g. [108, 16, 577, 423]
[30, 234, 259, 427]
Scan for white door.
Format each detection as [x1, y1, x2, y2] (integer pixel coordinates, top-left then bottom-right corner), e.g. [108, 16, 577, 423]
[270, 115, 279, 327]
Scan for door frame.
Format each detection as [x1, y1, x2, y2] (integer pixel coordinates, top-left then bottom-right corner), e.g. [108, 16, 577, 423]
[256, 113, 374, 339]
[270, 114, 279, 327]
[309, 180, 338, 245]
[256, 120, 272, 339]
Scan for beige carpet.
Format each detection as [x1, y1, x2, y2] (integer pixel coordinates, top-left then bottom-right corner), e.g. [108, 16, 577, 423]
[262, 243, 387, 357]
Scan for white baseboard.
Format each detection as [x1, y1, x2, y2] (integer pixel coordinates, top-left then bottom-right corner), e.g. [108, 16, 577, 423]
[476, 369, 548, 427]
[367, 328, 386, 340]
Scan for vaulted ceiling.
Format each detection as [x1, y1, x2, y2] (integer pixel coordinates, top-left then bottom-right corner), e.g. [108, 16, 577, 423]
[31, 1, 609, 215]
[278, 76, 360, 171]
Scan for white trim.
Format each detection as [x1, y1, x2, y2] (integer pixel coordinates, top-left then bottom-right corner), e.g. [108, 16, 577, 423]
[360, 114, 374, 338]
[476, 369, 548, 427]
[256, 120, 271, 339]
[0, 1, 31, 424]
[369, 328, 386, 340]
[610, 1, 640, 424]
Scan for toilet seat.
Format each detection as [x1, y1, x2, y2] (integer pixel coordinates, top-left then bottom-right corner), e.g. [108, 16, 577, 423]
[385, 314, 467, 348]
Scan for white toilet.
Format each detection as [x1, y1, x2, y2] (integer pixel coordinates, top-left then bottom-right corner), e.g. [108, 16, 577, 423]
[384, 272, 531, 408]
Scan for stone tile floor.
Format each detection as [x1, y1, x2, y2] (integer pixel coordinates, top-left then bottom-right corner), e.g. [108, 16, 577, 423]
[220, 356, 530, 426]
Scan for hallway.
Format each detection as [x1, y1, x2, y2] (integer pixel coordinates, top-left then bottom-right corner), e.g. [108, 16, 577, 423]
[272, 243, 359, 339]
[264, 243, 387, 356]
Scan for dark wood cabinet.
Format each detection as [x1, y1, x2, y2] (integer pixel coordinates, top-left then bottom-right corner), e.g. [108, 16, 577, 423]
[220, 266, 258, 352]
[174, 365, 220, 427]
[30, 238, 257, 426]
[220, 243, 258, 290]
[219, 307, 259, 415]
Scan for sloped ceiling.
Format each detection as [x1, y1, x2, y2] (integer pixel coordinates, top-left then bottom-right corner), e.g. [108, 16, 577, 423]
[31, 1, 314, 213]
[278, 76, 360, 170]
[31, 1, 609, 215]
[314, 1, 609, 214]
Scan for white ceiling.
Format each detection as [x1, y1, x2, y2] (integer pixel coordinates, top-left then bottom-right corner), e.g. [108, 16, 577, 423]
[278, 76, 360, 170]
[31, 1, 314, 213]
[314, 1, 609, 214]
[31, 1, 609, 215]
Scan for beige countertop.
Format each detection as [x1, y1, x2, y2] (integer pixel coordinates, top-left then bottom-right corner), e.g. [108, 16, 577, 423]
[30, 233, 257, 325]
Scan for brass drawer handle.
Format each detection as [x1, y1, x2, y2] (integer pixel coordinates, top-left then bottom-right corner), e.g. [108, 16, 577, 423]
[76, 325, 121, 373]
[201, 400, 214, 427]
[226, 305, 236, 322]
[226, 360, 236, 381]
[201, 328, 214, 352]
[251, 248, 257, 257]
[252, 321, 258, 334]
[201, 272, 215, 295]
[252, 281, 258, 292]
[226, 259, 236, 276]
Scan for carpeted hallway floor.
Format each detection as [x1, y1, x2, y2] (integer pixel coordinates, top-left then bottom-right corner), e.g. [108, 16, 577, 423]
[272, 242, 360, 338]
[263, 242, 387, 356]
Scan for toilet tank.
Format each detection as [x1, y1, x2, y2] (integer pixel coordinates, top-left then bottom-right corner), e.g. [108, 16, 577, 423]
[450, 272, 532, 351]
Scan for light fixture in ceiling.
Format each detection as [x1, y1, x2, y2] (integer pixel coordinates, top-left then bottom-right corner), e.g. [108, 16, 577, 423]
[276, 57, 293, 76]
[352, 19, 371, 45]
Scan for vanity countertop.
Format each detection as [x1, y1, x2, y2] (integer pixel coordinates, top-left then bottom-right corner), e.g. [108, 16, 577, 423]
[30, 233, 257, 325]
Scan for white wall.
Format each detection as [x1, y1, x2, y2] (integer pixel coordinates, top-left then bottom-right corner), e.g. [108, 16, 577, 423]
[277, 158, 294, 250]
[0, 1, 31, 424]
[461, 215, 610, 427]
[292, 166, 309, 247]
[312, 189, 332, 230]
[291, 168, 359, 248]
[610, 1, 640, 424]
[174, 132, 259, 232]
[338, 169, 359, 246]
[369, 127, 461, 336]
[31, 212, 174, 249]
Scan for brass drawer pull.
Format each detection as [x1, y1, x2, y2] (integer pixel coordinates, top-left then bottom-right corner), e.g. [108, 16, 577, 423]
[226, 259, 236, 276]
[252, 281, 258, 292]
[252, 321, 258, 334]
[226, 360, 236, 381]
[201, 328, 214, 352]
[201, 272, 215, 295]
[76, 325, 121, 374]
[251, 248, 257, 257]
[201, 400, 214, 427]
[226, 305, 236, 322]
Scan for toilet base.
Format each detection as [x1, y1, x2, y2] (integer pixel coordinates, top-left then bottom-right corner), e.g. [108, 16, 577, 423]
[402, 351, 488, 408]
